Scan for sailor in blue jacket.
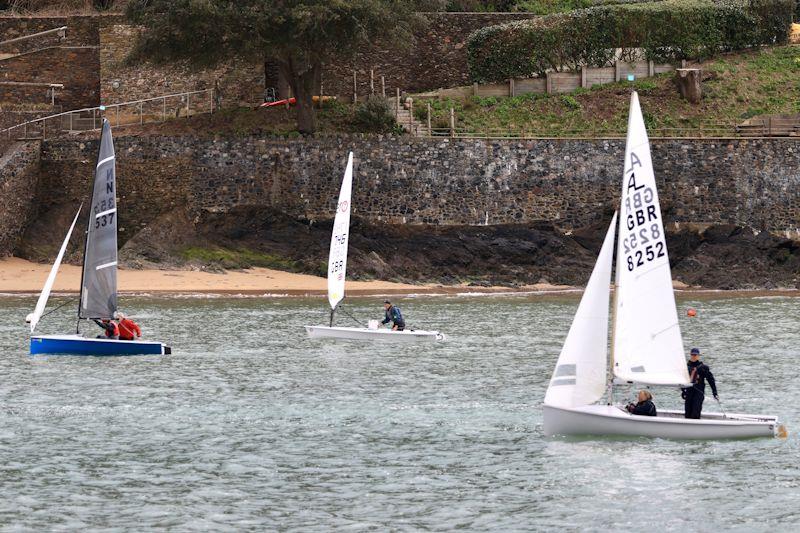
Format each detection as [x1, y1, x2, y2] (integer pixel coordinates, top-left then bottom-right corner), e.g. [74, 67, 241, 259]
[381, 300, 406, 331]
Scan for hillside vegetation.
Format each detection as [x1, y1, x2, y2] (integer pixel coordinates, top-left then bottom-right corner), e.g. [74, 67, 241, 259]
[419, 45, 800, 137]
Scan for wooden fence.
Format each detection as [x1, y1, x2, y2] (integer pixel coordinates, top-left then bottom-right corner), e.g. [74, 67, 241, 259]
[433, 60, 683, 100]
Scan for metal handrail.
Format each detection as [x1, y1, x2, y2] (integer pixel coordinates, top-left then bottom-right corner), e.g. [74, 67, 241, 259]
[0, 26, 67, 47]
[2, 88, 215, 139]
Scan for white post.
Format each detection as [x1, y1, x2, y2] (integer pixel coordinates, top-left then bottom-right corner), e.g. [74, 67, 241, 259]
[353, 70, 358, 103]
[370, 69, 374, 95]
[381, 76, 386, 98]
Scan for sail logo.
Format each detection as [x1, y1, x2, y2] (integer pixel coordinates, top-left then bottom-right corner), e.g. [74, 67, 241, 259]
[339, 200, 349, 213]
[621, 151, 666, 272]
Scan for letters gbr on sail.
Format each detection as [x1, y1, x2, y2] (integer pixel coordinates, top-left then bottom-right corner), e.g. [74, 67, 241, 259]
[619, 151, 667, 275]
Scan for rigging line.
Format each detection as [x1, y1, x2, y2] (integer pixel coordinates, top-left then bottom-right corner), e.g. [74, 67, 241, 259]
[40, 297, 77, 320]
[335, 303, 365, 327]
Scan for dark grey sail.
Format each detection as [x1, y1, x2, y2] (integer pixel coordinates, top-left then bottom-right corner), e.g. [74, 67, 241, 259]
[79, 118, 118, 319]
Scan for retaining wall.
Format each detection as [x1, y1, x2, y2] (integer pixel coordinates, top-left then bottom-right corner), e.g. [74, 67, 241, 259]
[38, 135, 800, 233]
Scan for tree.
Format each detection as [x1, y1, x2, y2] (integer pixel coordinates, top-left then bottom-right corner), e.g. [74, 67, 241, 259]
[127, 0, 435, 134]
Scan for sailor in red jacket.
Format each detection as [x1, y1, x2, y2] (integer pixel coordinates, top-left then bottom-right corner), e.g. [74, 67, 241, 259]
[116, 312, 142, 341]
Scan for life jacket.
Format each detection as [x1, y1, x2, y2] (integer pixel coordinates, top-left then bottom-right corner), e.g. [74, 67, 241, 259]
[103, 321, 120, 338]
[118, 318, 141, 340]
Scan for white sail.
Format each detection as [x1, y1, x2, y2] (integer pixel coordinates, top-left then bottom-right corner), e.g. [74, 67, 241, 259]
[545, 213, 617, 408]
[612, 92, 690, 386]
[327, 152, 354, 310]
[29, 205, 82, 333]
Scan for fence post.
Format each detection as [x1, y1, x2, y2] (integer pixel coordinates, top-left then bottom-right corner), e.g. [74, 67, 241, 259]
[509, 78, 515, 97]
[546, 72, 553, 94]
[370, 69, 374, 95]
[449, 107, 455, 137]
[163, 97, 166, 122]
[473, 82, 478, 97]
[381, 76, 386, 98]
[70, 112, 73, 131]
[427, 102, 431, 136]
[209, 89, 214, 113]
[615, 60, 621, 82]
[140, 103, 143, 125]
[42, 119, 45, 140]
[186, 93, 191, 117]
[93, 108, 97, 129]
[580, 67, 587, 89]
[395, 88, 400, 117]
[648, 60, 655, 77]
[353, 70, 358, 103]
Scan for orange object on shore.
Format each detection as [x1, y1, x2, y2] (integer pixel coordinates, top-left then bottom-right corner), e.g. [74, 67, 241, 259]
[687, 308, 697, 317]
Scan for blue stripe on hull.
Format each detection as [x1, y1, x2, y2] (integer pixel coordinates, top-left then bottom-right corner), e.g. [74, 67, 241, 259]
[30, 337, 166, 356]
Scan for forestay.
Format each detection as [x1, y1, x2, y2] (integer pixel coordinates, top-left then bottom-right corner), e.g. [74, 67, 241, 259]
[79, 119, 118, 320]
[612, 92, 690, 386]
[29, 206, 82, 333]
[327, 152, 353, 311]
[545, 213, 617, 408]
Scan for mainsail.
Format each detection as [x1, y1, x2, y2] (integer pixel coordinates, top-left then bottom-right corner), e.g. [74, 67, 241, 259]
[327, 152, 354, 311]
[79, 119, 118, 320]
[29, 206, 82, 333]
[545, 213, 617, 408]
[612, 92, 690, 386]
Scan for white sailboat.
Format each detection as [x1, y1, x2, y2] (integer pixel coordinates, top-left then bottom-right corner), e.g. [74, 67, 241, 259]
[304, 152, 445, 343]
[542, 92, 782, 439]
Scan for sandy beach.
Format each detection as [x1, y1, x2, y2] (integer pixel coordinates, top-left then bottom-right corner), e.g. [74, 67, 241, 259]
[0, 257, 572, 296]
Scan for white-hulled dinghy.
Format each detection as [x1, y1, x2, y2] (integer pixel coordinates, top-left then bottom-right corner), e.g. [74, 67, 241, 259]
[543, 92, 782, 439]
[304, 152, 445, 343]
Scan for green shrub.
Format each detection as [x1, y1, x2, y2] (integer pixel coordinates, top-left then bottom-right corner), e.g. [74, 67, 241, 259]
[353, 96, 396, 133]
[467, 0, 794, 82]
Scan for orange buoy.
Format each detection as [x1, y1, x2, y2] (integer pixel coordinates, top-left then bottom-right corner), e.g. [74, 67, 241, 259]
[777, 424, 789, 439]
[687, 308, 697, 317]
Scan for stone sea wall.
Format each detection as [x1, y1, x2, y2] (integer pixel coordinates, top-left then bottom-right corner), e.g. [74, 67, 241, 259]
[0, 141, 40, 256]
[38, 135, 800, 234]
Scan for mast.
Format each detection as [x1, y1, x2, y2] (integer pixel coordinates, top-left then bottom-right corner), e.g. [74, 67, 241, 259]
[607, 213, 622, 404]
[76, 119, 107, 333]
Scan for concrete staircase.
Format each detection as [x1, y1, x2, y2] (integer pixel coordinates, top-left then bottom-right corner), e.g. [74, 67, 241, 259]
[393, 98, 427, 136]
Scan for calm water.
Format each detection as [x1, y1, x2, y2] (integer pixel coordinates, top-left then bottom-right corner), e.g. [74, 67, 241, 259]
[0, 293, 798, 530]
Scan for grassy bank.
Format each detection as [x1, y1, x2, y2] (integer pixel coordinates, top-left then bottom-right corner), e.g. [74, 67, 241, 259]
[419, 45, 800, 137]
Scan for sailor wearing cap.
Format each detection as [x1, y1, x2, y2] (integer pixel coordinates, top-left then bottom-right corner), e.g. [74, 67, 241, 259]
[682, 347, 718, 419]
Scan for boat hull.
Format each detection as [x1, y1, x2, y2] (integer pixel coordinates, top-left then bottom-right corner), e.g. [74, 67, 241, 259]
[30, 335, 171, 356]
[543, 404, 779, 440]
[305, 325, 445, 342]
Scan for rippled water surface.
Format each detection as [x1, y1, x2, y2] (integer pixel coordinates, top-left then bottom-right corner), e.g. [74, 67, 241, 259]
[0, 293, 798, 530]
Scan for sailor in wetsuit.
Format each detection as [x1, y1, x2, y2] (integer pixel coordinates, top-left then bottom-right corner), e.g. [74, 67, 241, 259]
[682, 347, 718, 419]
[381, 300, 405, 331]
[93, 318, 119, 339]
[626, 389, 657, 416]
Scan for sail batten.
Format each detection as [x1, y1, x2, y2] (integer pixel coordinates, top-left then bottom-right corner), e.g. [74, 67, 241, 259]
[78, 119, 118, 320]
[611, 92, 690, 386]
[327, 152, 354, 311]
